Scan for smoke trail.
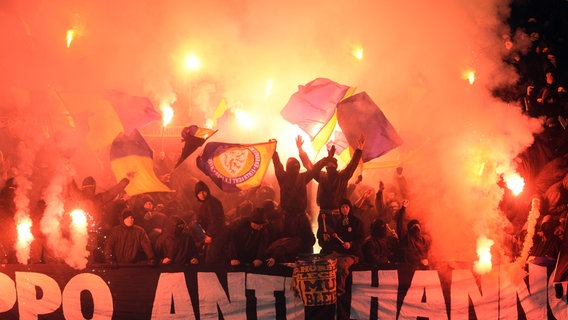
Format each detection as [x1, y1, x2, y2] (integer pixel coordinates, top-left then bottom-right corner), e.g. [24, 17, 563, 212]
[13, 141, 35, 264]
[40, 166, 70, 261]
[0, 0, 547, 267]
[40, 162, 89, 269]
[515, 197, 540, 266]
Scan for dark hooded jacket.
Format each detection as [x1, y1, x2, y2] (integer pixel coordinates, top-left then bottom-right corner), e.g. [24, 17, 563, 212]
[154, 215, 198, 264]
[272, 151, 328, 214]
[195, 180, 227, 264]
[104, 220, 155, 264]
[362, 218, 399, 264]
[313, 149, 363, 210]
[195, 181, 226, 238]
[400, 219, 431, 266]
[320, 199, 364, 256]
[227, 209, 271, 263]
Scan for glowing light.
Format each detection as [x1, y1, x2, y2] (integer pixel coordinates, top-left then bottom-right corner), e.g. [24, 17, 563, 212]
[16, 217, 34, 249]
[473, 235, 494, 274]
[66, 29, 75, 48]
[235, 108, 254, 130]
[70, 209, 88, 230]
[478, 161, 486, 176]
[462, 70, 476, 85]
[265, 79, 273, 100]
[160, 103, 174, 127]
[185, 54, 201, 71]
[504, 172, 525, 196]
[352, 46, 364, 60]
[205, 118, 215, 129]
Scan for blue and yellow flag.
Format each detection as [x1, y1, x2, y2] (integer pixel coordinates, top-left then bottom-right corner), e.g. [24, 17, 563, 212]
[196, 141, 276, 192]
[110, 130, 173, 195]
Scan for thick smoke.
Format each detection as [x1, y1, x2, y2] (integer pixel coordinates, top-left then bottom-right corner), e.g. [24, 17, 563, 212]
[13, 141, 35, 264]
[0, 0, 542, 267]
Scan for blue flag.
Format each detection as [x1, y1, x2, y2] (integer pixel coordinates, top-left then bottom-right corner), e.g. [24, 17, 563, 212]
[337, 91, 403, 162]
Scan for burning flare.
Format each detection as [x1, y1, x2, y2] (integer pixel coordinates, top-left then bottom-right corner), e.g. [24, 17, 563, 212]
[15, 216, 34, 264]
[160, 103, 174, 127]
[67, 209, 89, 269]
[473, 235, 494, 274]
[462, 70, 476, 85]
[70, 209, 88, 230]
[66, 29, 75, 48]
[504, 172, 525, 196]
[235, 108, 254, 130]
[185, 54, 201, 71]
[352, 46, 364, 60]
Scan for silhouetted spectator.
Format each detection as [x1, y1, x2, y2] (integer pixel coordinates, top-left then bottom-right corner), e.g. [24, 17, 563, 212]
[321, 199, 364, 297]
[362, 218, 400, 265]
[530, 214, 562, 265]
[228, 208, 274, 267]
[314, 134, 365, 254]
[154, 215, 199, 265]
[400, 219, 431, 269]
[104, 209, 156, 266]
[194, 180, 227, 264]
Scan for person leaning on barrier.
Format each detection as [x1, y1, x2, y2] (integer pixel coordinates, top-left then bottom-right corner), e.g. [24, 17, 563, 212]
[321, 199, 364, 297]
[228, 208, 275, 267]
[154, 215, 199, 265]
[104, 209, 156, 267]
[194, 180, 228, 264]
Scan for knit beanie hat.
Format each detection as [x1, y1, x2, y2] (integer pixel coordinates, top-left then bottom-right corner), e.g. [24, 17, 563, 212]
[121, 209, 134, 220]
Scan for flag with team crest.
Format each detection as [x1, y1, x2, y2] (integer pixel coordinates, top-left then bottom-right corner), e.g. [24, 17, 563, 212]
[196, 141, 276, 192]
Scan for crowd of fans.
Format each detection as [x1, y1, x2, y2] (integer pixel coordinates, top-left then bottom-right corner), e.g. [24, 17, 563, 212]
[0, 3, 567, 317]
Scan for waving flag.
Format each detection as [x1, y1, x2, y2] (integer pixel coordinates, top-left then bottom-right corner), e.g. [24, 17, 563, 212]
[105, 90, 161, 134]
[212, 98, 228, 121]
[281, 78, 354, 151]
[110, 130, 172, 195]
[56, 91, 124, 150]
[337, 91, 403, 162]
[196, 141, 276, 192]
[175, 125, 218, 168]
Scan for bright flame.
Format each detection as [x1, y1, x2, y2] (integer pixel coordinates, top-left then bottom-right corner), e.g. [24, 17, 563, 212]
[160, 103, 174, 127]
[70, 209, 88, 230]
[473, 235, 494, 274]
[205, 118, 215, 129]
[235, 108, 254, 130]
[66, 29, 75, 48]
[504, 172, 525, 196]
[185, 54, 201, 71]
[478, 161, 486, 176]
[16, 217, 34, 248]
[352, 46, 364, 60]
[462, 70, 476, 85]
[265, 79, 273, 100]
